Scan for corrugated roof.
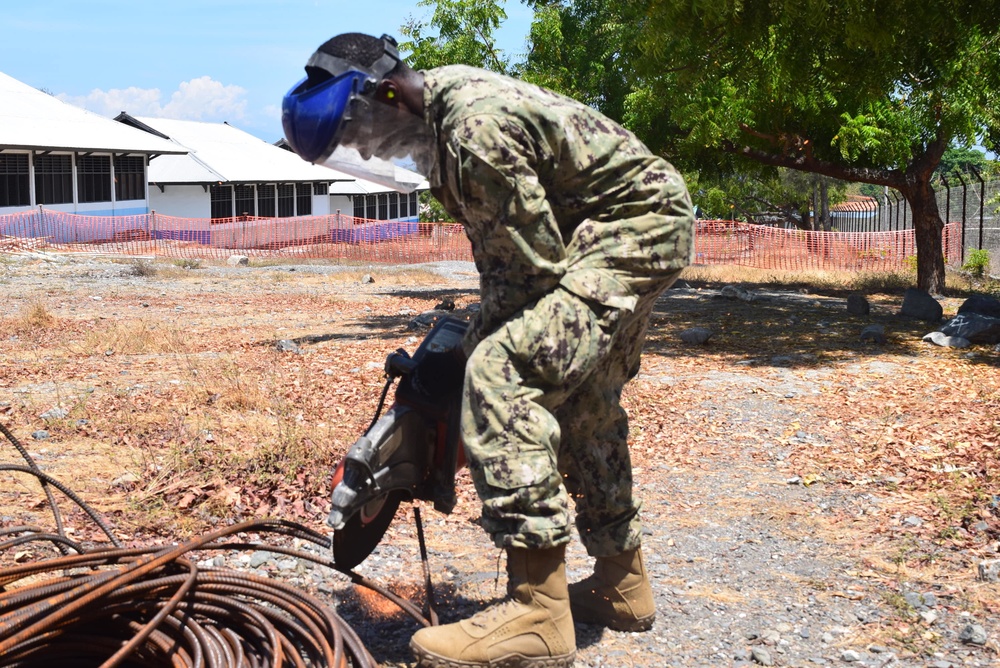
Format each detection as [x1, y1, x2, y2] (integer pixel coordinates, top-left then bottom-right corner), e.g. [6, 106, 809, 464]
[0, 71, 185, 155]
[130, 115, 354, 185]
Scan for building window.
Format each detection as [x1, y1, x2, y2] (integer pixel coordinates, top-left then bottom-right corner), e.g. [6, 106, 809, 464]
[0, 154, 30, 207]
[277, 184, 295, 217]
[377, 193, 388, 220]
[114, 156, 145, 201]
[296, 183, 311, 216]
[258, 184, 276, 217]
[389, 193, 399, 219]
[234, 184, 255, 217]
[34, 154, 73, 205]
[365, 195, 377, 219]
[77, 155, 112, 203]
[353, 195, 366, 218]
[399, 192, 409, 218]
[313, 182, 328, 196]
[210, 184, 233, 219]
[409, 192, 419, 217]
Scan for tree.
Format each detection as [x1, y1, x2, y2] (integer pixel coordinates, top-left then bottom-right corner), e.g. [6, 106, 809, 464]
[620, 0, 1000, 293]
[399, 0, 511, 72]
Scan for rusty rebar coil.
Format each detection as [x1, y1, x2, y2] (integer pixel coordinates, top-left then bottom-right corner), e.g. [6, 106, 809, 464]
[0, 423, 432, 667]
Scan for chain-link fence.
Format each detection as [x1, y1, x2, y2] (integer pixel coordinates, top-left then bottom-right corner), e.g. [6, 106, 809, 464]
[832, 173, 999, 274]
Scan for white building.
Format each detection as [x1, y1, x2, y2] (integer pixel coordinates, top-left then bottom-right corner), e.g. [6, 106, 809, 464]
[114, 113, 348, 221]
[0, 71, 186, 217]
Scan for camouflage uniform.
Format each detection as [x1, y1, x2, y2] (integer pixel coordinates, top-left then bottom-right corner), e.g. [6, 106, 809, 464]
[423, 66, 694, 556]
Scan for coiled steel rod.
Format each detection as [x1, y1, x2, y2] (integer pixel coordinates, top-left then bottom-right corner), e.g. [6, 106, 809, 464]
[0, 422, 435, 667]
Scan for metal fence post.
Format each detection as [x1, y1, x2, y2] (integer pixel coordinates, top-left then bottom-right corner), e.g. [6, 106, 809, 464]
[970, 165, 985, 251]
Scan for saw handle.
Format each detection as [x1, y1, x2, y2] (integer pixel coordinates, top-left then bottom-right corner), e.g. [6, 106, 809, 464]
[385, 349, 417, 377]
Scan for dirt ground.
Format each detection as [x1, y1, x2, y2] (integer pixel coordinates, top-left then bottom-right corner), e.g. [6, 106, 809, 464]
[0, 254, 998, 667]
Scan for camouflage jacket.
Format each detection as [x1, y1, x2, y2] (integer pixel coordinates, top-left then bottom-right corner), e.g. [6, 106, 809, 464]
[422, 66, 694, 347]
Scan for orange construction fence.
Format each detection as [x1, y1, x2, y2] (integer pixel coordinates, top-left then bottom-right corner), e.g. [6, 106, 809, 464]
[0, 209, 962, 272]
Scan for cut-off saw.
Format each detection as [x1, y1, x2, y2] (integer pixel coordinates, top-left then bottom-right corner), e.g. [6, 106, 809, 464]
[327, 315, 468, 569]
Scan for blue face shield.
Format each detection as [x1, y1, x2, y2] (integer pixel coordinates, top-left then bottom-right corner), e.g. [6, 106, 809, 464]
[281, 70, 371, 164]
[281, 35, 436, 193]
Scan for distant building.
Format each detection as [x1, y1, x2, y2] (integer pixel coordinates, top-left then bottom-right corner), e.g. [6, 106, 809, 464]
[0, 71, 186, 217]
[273, 138, 424, 223]
[115, 114, 347, 220]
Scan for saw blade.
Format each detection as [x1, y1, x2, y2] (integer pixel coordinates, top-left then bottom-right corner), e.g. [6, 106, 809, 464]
[332, 489, 406, 570]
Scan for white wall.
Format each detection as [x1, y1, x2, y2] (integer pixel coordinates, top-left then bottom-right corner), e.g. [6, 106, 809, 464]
[149, 185, 211, 219]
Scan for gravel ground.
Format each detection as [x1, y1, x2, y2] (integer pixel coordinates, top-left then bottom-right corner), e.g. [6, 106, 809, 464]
[2, 254, 997, 667]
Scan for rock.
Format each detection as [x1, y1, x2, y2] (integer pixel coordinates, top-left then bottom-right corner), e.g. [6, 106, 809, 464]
[978, 558, 1000, 582]
[902, 515, 924, 528]
[940, 312, 1000, 344]
[721, 285, 755, 302]
[249, 551, 273, 568]
[957, 294, 1000, 318]
[958, 623, 987, 645]
[751, 647, 774, 666]
[679, 327, 714, 345]
[922, 331, 971, 348]
[227, 255, 249, 266]
[408, 310, 449, 330]
[275, 339, 301, 354]
[846, 293, 870, 315]
[39, 407, 69, 420]
[360, 274, 375, 284]
[859, 324, 886, 344]
[31, 430, 50, 440]
[901, 288, 943, 322]
[841, 649, 862, 662]
[111, 472, 140, 488]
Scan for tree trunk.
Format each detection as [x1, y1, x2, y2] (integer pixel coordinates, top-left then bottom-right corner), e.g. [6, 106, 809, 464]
[820, 179, 831, 232]
[904, 180, 946, 294]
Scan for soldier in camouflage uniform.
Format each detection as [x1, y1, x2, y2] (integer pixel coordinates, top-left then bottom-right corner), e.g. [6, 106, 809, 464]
[283, 33, 694, 668]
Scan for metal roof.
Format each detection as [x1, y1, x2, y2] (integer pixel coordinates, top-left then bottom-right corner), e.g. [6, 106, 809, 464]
[0, 71, 186, 155]
[125, 115, 355, 185]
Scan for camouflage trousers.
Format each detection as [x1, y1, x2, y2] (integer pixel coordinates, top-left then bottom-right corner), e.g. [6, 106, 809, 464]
[461, 276, 678, 556]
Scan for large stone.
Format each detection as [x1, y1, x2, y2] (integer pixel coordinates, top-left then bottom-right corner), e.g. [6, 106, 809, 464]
[679, 327, 714, 345]
[846, 293, 870, 315]
[958, 294, 1000, 319]
[227, 255, 249, 266]
[859, 324, 886, 344]
[940, 312, 1000, 344]
[922, 331, 971, 348]
[900, 288, 943, 322]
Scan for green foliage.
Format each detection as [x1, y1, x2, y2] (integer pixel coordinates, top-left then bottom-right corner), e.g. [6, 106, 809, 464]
[418, 191, 455, 222]
[936, 146, 989, 177]
[399, 0, 510, 72]
[962, 248, 991, 279]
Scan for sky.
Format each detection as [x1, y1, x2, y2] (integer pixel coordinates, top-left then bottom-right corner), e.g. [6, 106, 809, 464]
[1, 0, 533, 143]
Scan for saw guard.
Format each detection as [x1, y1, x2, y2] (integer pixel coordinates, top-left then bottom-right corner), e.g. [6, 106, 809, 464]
[328, 315, 468, 568]
[328, 404, 433, 531]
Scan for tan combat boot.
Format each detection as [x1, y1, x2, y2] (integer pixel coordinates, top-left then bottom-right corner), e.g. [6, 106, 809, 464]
[410, 544, 576, 667]
[568, 547, 655, 632]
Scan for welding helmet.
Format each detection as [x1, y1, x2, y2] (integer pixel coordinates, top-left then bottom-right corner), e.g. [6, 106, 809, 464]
[281, 34, 435, 193]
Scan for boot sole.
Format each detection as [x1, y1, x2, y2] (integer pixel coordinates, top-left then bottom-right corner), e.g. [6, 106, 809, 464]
[410, 642, 576, 668]
[570, 606, 655, 633]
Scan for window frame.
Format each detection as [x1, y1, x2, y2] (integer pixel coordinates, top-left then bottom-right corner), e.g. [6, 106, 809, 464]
[114, 155, 146, 202]
[76, 154, 112, 204]
[210, 184, 233, 219]
[0, 153, 30, 208]
[34, 154, 73, 205]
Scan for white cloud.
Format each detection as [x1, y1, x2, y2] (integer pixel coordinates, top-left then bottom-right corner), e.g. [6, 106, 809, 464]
[57, 76, 248, 122]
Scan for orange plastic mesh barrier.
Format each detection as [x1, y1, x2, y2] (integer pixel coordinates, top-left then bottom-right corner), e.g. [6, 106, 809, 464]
[0, 209, 961, 271]
[694, 220, 962, 271]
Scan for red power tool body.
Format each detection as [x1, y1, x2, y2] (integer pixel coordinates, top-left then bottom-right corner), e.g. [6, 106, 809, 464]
[328, 315, 468, 569]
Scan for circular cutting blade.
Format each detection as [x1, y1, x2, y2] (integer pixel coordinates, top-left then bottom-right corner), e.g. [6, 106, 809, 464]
[332, 489, 406, 570]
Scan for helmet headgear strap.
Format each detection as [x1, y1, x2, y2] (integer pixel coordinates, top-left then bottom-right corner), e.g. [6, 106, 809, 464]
[306, 34, 401, 89]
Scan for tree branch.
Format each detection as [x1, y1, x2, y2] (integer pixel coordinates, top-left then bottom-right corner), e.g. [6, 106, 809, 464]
[720, 139, 905, 189]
